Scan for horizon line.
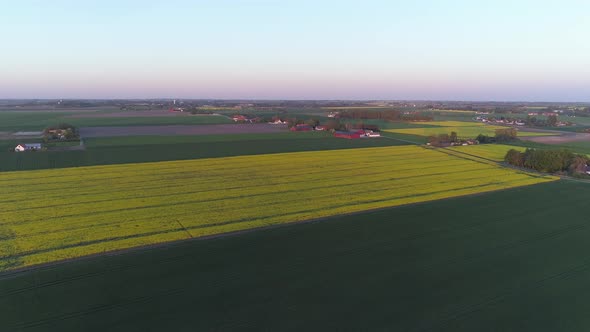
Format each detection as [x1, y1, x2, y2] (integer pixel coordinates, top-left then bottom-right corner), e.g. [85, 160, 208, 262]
[1, 98, 590, 105]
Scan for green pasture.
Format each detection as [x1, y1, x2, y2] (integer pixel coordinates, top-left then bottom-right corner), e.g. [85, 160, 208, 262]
[0, 112, 232, 131]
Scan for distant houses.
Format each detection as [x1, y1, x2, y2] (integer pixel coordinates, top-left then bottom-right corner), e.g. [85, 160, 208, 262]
[14, 143, 42, 152]
[364, 130, 381, 137]
[232, 114, 259, 123]
[286, 121, 381, 138]
[333, 129, 381, 139]
[232, 115, 248, 122]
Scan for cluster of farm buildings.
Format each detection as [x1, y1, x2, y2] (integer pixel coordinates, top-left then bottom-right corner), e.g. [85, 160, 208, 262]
[290, 124, 381, 139]
[476, 115, 571, 127]
[14, 143, 42, 152]
[475, 116, 526, 126]
[232, 114, 382, 139]
[232, 115, 261, 123]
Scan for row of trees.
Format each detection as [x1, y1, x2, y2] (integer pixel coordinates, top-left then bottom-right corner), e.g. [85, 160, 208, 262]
[505, 148, 588, 174]
[474, 128, 519, 144]
[338, 110, 402, 120]
[338, 110, 433, 122]
[429, 128, 518, 146]
[528, 115, 559, 127]
[283, 117, 381, 132]
[428, 132, 459, 146]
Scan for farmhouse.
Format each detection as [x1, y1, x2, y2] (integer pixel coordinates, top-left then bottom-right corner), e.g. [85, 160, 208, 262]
[362, 130, 381, 137]
[14, 143, 42, 152]
[232, 115, 248, 122]
[232, 115, 259, 123]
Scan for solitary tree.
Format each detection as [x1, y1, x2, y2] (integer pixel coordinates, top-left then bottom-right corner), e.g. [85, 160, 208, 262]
[495, 128, 518, 142]
[547, 115, 558, 127]
[450, 131, 458, 143]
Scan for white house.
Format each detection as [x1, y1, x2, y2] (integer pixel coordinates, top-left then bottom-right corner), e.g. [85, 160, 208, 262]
[362, 130, 381, 138]
[14, 143, 42, 152]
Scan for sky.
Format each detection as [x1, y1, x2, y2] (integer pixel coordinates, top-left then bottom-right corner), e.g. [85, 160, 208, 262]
[1, 0, 590, 101]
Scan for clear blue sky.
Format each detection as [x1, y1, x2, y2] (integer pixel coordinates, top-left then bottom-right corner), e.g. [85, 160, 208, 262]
[1, 0, 589, 101]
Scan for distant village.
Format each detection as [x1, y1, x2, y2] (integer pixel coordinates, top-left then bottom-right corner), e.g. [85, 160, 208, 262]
[231, 113, 381, 139]
[475, 110, 574, 127]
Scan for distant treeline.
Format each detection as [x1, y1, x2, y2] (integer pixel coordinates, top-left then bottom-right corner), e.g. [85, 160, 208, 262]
[338, 110, 432, 121]
[429, 128, 518, 147]
[505, 148, 588, 174]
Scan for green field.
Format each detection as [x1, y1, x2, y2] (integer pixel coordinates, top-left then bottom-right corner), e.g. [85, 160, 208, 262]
[3, 180, 590, 331]
[0, 146, 555, 271]
[0, 133, 410, 172]
[0, 111, 231, 131]
[82, 132, 332, 147]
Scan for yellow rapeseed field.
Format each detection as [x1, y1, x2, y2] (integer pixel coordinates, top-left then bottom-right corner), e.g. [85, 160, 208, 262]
[384, 121, 552, 138]
[0, 146, 556, 271]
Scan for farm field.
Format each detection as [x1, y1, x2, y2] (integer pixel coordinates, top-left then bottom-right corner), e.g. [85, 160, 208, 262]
[78, 123, 286, 137]
[83, 132, 331, 147]
[3, 180, 590, 331]
[0, 111, 231, 131]
[0, 146, 556, 271]
[0, 133, 409, 172]
[384, 121, 553, 138]
[448, 144, 526, 161]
